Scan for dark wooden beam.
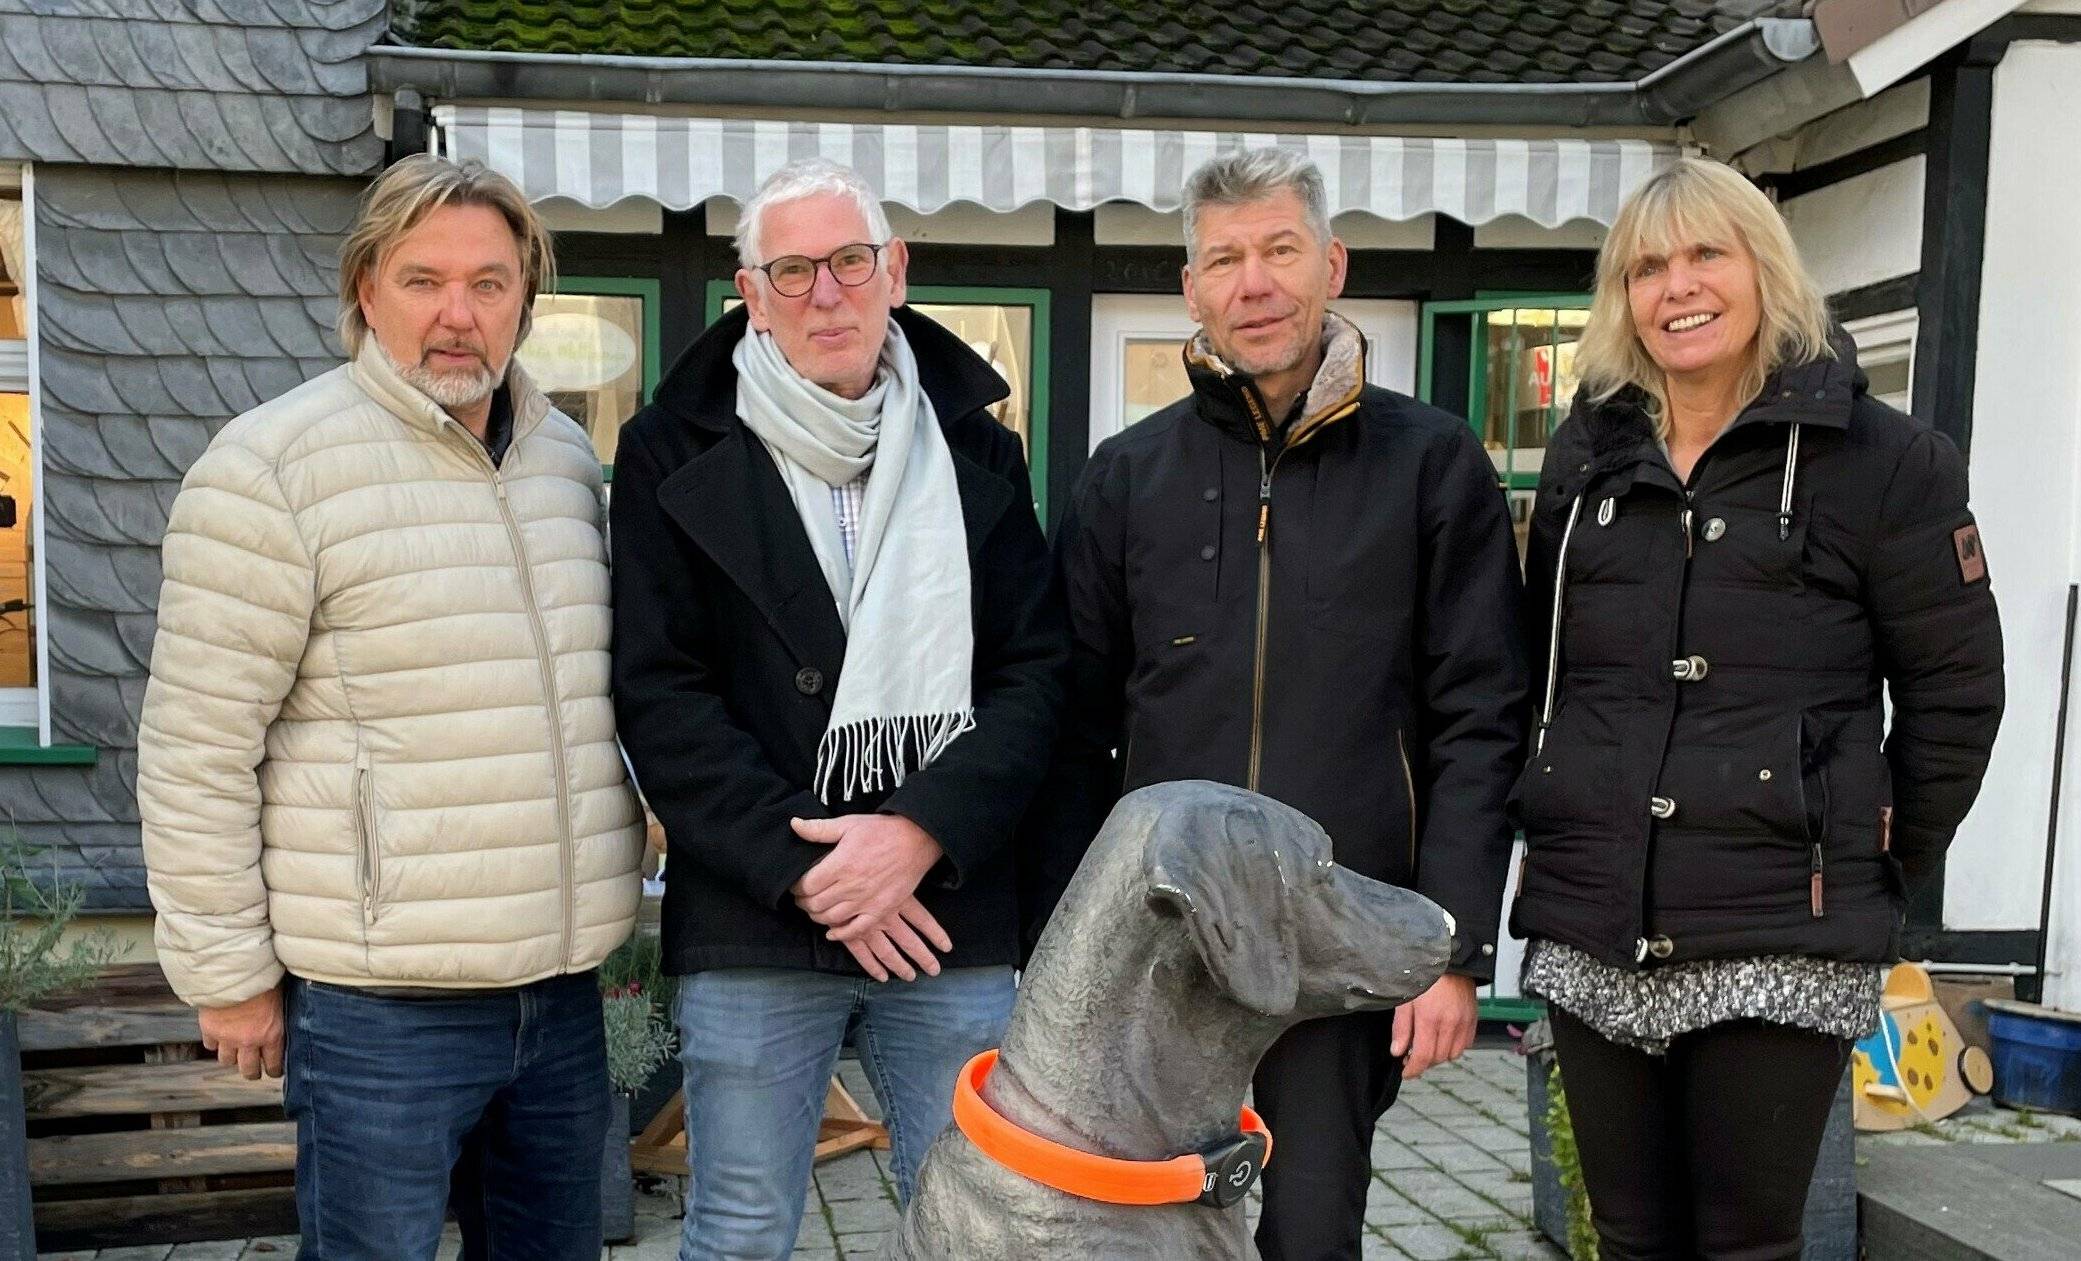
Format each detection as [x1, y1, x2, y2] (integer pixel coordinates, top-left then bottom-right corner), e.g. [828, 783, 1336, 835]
[1911, 43, 2000, 454]
[1762, 127, 1926, 203]
[1828, 273, 1919, 324]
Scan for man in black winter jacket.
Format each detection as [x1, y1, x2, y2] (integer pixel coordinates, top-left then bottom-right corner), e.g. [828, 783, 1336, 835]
[1042, 149, 1529, 1260]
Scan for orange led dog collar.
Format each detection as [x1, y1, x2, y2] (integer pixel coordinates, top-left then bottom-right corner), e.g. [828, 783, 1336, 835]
[951, 1049, 1273, 1208]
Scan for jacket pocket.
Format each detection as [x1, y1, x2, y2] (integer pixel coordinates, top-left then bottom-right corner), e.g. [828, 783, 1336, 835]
[353, 748, 383, 924]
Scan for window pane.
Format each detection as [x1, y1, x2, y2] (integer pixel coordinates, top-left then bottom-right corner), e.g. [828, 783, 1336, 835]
[1123, 337, 1189, 428]
[518, 293, 646, 465]
[909, 302, 1035, 453]
[1483, 307, 1587, 484]
[0, 391, 33, 689]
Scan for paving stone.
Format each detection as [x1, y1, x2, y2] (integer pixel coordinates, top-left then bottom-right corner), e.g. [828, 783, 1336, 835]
[1363, 1187, 1431, 1228]
[1382, 1220, 1473, 1260]
[1485, 1228, 1571, 1259]
[1422, 1141, 1510, 1174]
[824, 1195, 900, 1235]
[1381, 1165, 1499, 1220]
[1371, 1134, 1437, 1170]
[1389, 1117, 1456, 1146]
[167, 1246, 245, 1261]
[1361, 1229, 1407, 1259]
[815, 1152, 889, 1202]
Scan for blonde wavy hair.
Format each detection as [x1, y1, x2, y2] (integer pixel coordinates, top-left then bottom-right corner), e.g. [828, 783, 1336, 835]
[1576, 157, 1832, 436]
[336, 155, 556, 358]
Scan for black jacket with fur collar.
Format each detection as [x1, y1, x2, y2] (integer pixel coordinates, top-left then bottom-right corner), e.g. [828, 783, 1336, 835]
[1039, 315, 1530, 980]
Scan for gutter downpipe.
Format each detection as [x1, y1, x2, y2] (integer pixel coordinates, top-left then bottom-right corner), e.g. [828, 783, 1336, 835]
[369, 19, 1819, 130]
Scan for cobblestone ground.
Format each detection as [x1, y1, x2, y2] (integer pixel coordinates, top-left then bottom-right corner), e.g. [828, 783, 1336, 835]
[45, 1047, 2081, 1261]
[37, 1049, 1565, 1261]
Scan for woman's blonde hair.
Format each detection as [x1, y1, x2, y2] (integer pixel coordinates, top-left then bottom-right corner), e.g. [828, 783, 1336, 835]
[1576, 157, 1832, 435]
[336, 155, 556, 358]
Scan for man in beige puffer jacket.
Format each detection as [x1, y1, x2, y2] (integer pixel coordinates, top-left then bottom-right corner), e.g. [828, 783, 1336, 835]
[137, 156, 643, 1259]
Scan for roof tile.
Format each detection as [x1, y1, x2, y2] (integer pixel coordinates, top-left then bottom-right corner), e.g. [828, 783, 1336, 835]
[384, 0, 1808, 83]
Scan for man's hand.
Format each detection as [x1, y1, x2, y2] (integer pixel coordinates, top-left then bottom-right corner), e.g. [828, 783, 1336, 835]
[789, 814, 944, 940]
[833, 897, 955, 983]
[1390, 973, 1479, 1080]
[198, 986, 286, 1081]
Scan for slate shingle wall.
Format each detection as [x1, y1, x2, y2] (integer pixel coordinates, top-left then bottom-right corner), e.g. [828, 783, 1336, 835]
[10, 165, 360, 908]
[0, 0, 386, 175]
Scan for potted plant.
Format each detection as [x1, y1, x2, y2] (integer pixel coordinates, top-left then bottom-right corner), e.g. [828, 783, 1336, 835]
[1520, 1018, 1598, 1260]
[599, 937, 675, 1245]
[2, 828, 122, 1258]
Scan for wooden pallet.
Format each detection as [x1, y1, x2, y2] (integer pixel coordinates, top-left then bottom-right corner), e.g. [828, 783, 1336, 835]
[629, 1078, 890, 1177]
[19, 965, 297, 1250]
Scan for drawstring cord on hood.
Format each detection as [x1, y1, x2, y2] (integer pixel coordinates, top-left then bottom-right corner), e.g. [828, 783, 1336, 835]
[1778, 423, 1802, 540]
[1535, 492, 1587, 757]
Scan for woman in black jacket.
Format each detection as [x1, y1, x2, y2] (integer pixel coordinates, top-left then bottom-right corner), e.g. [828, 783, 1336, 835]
[1514, 157, 2004, 1260]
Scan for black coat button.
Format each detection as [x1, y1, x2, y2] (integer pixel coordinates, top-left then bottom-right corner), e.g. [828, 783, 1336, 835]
[1200, 545, 1217, 561]
[795, 667, 824, 696]
[1203, 487, 1218, 502]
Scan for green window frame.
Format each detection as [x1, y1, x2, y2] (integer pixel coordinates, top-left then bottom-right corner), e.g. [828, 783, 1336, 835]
[543, 276, 662, 482]
[1418, 293, 1593, 491]
[705, 281, 1052, 517]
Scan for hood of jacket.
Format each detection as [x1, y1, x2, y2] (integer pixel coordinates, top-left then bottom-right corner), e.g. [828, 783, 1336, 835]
[1182, 310, 1369, 450]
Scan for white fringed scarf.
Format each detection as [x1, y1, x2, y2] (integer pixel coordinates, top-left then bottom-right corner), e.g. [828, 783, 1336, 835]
[733, 321, 976, 803]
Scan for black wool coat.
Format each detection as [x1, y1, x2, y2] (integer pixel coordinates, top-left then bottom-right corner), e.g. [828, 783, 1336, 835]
[1038, 335, 1530, 981]
[611, 306, 1068, 977]
[1512, 336, 2005, 970]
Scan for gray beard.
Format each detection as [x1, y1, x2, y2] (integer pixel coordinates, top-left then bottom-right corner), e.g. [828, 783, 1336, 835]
[382, 343, 502, 411]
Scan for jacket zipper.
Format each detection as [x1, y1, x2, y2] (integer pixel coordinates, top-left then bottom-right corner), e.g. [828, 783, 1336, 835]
[1397, 730, 1418, 872]
[490, 465, 578, 968]
[1810, 843, 1826, 918]
[1248, 411, 1278, 793]
[1228, 373, 1356, 794]
[355, 747, 380, 923]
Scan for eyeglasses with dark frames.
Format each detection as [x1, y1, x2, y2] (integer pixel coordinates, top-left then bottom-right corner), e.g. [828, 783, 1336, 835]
[754, 242, 887, 298]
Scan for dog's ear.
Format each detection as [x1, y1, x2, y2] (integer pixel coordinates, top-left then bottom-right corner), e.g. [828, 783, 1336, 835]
[1142, 798, 1300, 1017]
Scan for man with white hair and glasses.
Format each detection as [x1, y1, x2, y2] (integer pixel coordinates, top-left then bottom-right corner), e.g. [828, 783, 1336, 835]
[610, 157, 1066, 1259]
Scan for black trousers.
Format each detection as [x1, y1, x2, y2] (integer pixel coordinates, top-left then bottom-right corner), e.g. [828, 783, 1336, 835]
[1549, 1007, 1851, 1261]
[1251, 1009, 1404, 1261]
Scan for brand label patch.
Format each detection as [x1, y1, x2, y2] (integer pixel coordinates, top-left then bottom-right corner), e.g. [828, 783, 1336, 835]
[1953, 524, 1987, 584]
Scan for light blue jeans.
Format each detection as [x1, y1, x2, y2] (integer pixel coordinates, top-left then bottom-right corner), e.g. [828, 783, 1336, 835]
[671, 965, 1015, 1261]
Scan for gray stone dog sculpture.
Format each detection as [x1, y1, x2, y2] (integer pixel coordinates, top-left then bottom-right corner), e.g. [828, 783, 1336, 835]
[886, 779, 1454, 1260]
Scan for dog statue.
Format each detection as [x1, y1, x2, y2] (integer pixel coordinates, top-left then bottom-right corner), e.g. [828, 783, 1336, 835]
[887, 780, 1454, 1260]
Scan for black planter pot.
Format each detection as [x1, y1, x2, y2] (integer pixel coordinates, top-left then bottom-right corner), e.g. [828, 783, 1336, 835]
[3, 1010, 35, 1261]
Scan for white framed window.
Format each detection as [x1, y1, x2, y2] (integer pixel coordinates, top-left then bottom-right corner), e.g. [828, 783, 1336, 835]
[1844, 308, 1917, 412]
[0, 163, 47, 736]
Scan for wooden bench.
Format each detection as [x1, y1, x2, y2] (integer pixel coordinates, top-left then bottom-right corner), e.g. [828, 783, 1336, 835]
[19, 965, 296, 1250]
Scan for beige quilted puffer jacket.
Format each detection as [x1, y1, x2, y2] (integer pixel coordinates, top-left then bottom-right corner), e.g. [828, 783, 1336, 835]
[139, 343, 644, 1008]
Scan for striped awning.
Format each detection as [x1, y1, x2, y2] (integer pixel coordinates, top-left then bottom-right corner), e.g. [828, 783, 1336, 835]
[431, 106, 1681, 228]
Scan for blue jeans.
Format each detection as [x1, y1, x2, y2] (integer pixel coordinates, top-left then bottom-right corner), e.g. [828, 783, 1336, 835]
[283, 973, 610, 1260]
[672, 965, 1015, 1260]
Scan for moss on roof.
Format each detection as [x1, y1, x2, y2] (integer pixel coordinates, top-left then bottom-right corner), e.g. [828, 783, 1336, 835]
[387, 0, 1806, 85]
